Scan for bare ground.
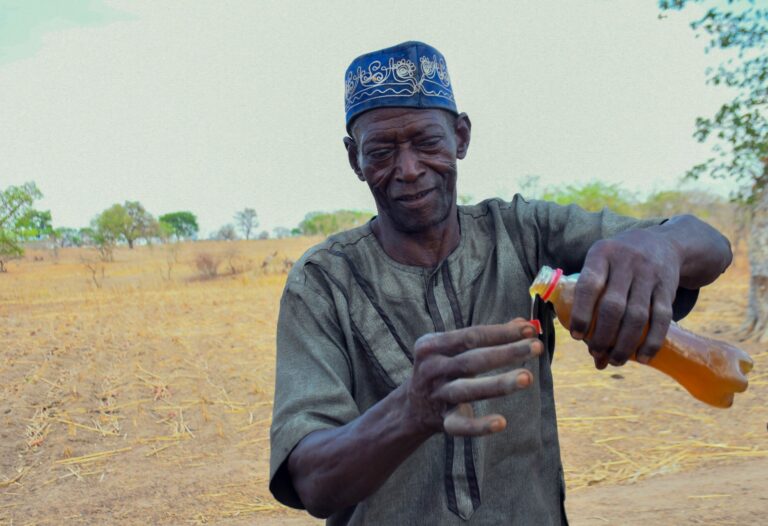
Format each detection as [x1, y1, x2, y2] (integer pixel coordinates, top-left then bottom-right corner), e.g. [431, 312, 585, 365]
[566, 458, 768, 525]
[0, 241, 766, 525]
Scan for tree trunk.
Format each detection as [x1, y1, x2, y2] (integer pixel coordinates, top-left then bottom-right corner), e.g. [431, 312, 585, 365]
[744, 188, 768, 342]
[127, 238, 134, 249]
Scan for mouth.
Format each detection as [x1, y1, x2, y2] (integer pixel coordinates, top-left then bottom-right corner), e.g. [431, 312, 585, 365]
[395, 188, 435, 203]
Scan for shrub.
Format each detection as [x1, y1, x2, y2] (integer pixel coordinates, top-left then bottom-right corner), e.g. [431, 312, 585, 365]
[194, 252, 221, 278]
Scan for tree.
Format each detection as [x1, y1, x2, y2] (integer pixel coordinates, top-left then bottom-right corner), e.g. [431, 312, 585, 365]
[540, 181, 636, 216]
[85, 221, 116, 262]
[95, 201, 159, 249]
[215, 224, 238, 241]
[159, 211, 199, 240]
[52, 227, 83, 248]
[16, 209, 53, 240]
[0, 182, 43, 272]
[273, 226, 292, 239]
[125, 201, 160, 246]
[234, 208, 258, 240]
[299, 210, 373, 237]
[660, 0, 768, 341]
[78, 227, 98, 246]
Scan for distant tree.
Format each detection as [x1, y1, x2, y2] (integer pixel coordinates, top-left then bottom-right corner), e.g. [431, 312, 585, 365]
[0, 182, 43, 272]
[660, 0, 768, 341]
[84, 221, 116, 262]
[215, 224, 238, 241]
[78, 227, 98, 246]
[16, 209, 53, 240]
[458, 194, 474, 205]
[95, 201, 158, 249]
[52, 227, 83, 248]
[299, 210, 373, 237]
[273, 226, 292, 239]
[257, 230, 269, 240]
[234, 208, 258, 240]
[541, 181, 635, 216]
[125, 201, 160, 246]
[159, 211, 199, 240]
[290, 227, 302, 236]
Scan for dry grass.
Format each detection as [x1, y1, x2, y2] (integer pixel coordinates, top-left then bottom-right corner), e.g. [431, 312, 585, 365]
[0, 240, 765, 525]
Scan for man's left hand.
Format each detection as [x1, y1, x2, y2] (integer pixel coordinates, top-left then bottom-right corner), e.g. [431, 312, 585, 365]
[568, 228, 683, 368]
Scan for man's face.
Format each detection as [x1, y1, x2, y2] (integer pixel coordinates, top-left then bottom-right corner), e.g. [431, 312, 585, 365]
[345, 108, 470, 234]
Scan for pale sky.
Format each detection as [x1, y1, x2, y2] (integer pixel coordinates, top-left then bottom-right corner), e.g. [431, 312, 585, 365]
[0, 0, 733, 236]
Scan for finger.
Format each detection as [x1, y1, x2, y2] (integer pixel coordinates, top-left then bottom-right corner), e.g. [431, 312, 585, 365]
[588, 268, 631, 362]
[414, 318, 536, 360]
[435, 369, 533, 405]
[570, 250, 609, 339]
[590, 349, 610, 370]
[635, 285, 673, 364]
[443, 339, 542, 378]
[444, 407, 507, 436]
[609, 278, 652, 366]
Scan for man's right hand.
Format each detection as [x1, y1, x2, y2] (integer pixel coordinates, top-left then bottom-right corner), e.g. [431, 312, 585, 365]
[404, 318, 542, 437]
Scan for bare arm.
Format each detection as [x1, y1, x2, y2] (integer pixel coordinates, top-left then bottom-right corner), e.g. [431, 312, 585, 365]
[569, 214, 732, 368]
[287, 319, 541, 518]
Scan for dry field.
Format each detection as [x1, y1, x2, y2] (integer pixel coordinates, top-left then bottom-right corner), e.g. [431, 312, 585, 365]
[0, 239, 766, 525]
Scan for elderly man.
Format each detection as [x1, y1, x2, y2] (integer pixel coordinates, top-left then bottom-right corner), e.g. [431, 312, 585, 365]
[269, 42, 731, 525]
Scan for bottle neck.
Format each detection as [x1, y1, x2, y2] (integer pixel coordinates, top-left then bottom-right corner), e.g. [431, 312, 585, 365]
[540, 268, 564, 303]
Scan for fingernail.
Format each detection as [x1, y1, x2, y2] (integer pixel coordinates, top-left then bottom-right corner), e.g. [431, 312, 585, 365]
[522, 326, 535, 338]
[489, 419, 504, 433]
[636, 353, 650, 365]
[571, 331, 584, 341]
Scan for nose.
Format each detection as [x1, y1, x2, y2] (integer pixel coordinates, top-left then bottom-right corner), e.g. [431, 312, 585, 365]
[394, 144, 424, 183]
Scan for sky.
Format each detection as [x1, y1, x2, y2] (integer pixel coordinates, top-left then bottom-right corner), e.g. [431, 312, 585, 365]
[0, 0, 735, 236]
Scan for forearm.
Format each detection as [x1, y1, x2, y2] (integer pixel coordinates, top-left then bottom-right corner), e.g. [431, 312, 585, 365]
[288, 381, 431, 518]
[650, 214, 732, 289]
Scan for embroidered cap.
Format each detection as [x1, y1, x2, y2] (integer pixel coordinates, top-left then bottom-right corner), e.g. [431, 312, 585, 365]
[344, 41, 458, 131]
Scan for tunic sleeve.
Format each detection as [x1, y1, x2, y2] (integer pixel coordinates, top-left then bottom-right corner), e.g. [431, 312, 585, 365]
[505, 196, 698, 321]
[269, 280, 360, 509]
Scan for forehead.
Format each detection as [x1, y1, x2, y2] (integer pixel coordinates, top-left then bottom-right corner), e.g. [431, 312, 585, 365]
[352, 108, 452, 142]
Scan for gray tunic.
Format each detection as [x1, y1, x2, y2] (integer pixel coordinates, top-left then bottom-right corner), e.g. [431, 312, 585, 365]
[269, 197, 673, 525]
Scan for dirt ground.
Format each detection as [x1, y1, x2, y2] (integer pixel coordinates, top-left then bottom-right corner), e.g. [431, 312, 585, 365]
[0, 239, 765, 525]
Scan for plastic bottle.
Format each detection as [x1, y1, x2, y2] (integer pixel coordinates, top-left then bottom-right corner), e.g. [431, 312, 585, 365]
[529, 266, 753, 408]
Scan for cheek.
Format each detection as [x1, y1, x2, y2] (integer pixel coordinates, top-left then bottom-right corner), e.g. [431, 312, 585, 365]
[423, 157, 457, 186]
[363, 166, 392, 191]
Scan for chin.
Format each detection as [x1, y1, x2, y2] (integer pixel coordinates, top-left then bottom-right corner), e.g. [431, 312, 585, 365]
[391, 205, 453, 234]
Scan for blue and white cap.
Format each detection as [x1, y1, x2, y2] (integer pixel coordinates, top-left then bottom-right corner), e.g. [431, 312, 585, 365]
[344, 41, 458, 131]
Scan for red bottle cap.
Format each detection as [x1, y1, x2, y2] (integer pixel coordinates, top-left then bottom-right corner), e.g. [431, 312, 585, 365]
[530, 319, 542, 335]
[541, 268, 564, 302]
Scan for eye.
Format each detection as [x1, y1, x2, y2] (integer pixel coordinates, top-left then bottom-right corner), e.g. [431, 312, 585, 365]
[367, 148, 393, 161]
[417, 137, 442, 149]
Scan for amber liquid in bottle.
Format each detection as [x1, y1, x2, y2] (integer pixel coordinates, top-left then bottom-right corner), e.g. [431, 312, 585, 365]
[530, 266, 754, 408]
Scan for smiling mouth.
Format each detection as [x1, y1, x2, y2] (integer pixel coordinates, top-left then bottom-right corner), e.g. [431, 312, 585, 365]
[396, 188, 434, 202]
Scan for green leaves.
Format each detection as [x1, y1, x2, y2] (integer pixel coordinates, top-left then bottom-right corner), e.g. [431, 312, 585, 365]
[159, 211, 199, 240]
[541, 181, 635, 216]
[93, 201, 159, 249]
[660, 0, 767, 198]
[299, 210, 373, 237]
[0, 182, 45, 269]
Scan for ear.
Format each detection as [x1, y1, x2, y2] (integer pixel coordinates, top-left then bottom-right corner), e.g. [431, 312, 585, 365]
[343, 136, 365, 181]
[454, 113, 472, 160]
